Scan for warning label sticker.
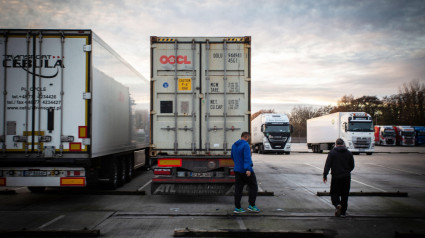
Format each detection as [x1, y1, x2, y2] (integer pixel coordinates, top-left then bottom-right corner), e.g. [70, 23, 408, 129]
[178, 78, 191, 91]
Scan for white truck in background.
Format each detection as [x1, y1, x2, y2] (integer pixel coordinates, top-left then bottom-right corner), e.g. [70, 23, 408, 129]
[307, 112, 374, 155]
[252, 114, 292, 154]
[0, 29, 150, 192]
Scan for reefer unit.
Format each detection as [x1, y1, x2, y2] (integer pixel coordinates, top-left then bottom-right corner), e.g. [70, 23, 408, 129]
[307, 112, 374, 155]
[0, 29, 150, 190]
[150, 36, 251, 195]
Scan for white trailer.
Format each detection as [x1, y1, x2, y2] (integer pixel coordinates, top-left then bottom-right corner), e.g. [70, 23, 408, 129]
[251, 114, 292, 154]
[0, 29, 150, 191]
[307, 112, 374, 155]
[150, 36, 251, 195]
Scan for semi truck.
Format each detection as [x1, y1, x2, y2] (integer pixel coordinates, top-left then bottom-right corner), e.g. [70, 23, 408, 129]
[394, 126, 415, 146]
[374, 125, 396, 146]
[150, 36, 251, 195]
[0, 29, 150, 191]
[413, 126, 425, 146]
[307, 112, 374, 155]
[251, 114, 292, 154]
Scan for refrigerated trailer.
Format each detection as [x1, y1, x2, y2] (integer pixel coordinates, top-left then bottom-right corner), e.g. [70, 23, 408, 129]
[0, 29, 150, 191]
[307, 112, 374, 155]
[150, 36, 251, 195]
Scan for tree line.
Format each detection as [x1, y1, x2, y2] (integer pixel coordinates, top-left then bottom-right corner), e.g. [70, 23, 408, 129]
[254, 80, 425, 138]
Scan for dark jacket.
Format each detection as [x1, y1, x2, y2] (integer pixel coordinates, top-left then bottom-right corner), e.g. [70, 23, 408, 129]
[231, 139, 253, 173]
[323, 146, 355, 179]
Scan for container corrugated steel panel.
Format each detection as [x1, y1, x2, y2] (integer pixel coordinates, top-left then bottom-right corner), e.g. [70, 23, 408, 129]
[150, 37, 251, 155]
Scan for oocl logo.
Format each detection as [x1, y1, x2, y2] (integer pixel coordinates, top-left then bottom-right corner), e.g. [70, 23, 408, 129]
[160, 55, 191, 65]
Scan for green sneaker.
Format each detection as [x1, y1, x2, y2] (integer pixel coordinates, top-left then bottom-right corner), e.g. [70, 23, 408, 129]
[247, 205, 260, 213]
[233, 208, 246, 214]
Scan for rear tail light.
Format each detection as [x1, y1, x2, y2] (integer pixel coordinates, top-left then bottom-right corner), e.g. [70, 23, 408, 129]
[229, 168, 235, 176]
[67, 170, 85, 177]
[154, 168, 172, 175]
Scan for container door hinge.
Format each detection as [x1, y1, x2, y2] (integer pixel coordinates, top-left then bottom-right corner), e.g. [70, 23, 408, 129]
[82, 138, 91, 145]
[83, 45, 92, 52]
[83, 92, 92, 100]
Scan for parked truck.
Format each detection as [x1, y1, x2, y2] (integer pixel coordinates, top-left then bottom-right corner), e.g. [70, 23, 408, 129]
[307, 112, 374, 155]
[150, 36, 251, 195]
[394, 126, 415, 146]
[0, 29, 150, 191]
[413, 126, 425, 146]
[251, 114, 292, 154]
[374, 125, 396, 146]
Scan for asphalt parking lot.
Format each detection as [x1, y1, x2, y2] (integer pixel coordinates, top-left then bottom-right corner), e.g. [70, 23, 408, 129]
[0, 144, 424, 238]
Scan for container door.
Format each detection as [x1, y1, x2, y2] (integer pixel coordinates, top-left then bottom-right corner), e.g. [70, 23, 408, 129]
[200, 39, 250, 155]
[151, 40, 200, 155]
[0, 31, 88, 157]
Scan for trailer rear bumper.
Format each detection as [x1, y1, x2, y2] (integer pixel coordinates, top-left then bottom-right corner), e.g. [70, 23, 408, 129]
[0, 167, 86, 187]
[151, 178, 235, 195]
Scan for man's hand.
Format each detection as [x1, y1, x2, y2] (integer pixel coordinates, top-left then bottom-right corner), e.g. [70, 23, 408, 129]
[323, 177, 327, 184]
[246, 171, 251, 177]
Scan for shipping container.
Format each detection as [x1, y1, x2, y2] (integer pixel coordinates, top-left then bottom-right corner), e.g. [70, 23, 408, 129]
[150, 36, 251, 195]
[0, 29, 150, 191]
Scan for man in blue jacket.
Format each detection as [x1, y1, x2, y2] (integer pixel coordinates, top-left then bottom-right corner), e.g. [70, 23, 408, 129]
[231, 132, 259, 213]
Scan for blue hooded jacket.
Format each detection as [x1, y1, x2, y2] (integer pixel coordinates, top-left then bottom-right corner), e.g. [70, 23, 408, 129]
[231, 139, 253, 173]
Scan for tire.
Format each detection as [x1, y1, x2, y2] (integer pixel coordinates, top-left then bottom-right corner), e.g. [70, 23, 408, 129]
[106, 159, 118, 190]
[259, 145, 264, 154]
[353, 152, 360, 155]
[117, 158, 126, 187]
[366, 152, 373, 155]
[125, 155, 134, 182]
[285, 152, 290, 155]
[28, 186, 46, 193]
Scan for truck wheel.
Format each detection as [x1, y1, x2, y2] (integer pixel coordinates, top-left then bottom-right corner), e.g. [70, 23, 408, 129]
[117, 158, 126, 187]
[285, 152, 290, 155]
[106, 159, 119, 190]
[125, 155, 134, 182]
[353, 152, 360, 155]
[259, 145, 264, 154]
[366, 153, 373, 155]
[28, 186, 46, 193]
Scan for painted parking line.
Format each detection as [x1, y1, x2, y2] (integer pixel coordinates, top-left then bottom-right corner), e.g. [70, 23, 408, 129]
[303, 163, 387, 192]
[137, 180, 152, 192]
[38, 215, 65, 229]
[366, 163, 422, 176]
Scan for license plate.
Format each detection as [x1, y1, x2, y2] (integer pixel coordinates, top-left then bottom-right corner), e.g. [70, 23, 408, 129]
[24, 171, 47, 177]
[191, 172, 213, 177]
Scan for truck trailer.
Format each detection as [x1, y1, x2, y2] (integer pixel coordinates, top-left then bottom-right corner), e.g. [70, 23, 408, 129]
[251, 114, 292, 154]
[0, 29, 150, 191]
[374, 125, 396, 146]
[394, 126, 415, 146]
[307, 112, 374, 155]
[150, 36, 251, 195]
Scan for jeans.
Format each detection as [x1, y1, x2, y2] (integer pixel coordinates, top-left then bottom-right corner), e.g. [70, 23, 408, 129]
[330, 175, 351, 214]
[234, 171, 258, 208]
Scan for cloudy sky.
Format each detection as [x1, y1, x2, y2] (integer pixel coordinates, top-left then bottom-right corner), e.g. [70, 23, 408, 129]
[1, 0, 424, 113]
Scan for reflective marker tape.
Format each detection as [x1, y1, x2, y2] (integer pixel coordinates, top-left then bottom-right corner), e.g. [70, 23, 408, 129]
[60, 177, 85, 186]
[158, 159, 182, 167]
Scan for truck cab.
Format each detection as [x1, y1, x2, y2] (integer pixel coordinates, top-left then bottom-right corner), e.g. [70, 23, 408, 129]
[376, 126, 396, 146]
[252, 114, 292, 154]
[413, 126, 425, 146]
[394, 126, 415, 146]
[341, 112, 374, 155]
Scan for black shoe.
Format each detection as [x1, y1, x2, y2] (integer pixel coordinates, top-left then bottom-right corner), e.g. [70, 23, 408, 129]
[335, 205, 342, 217]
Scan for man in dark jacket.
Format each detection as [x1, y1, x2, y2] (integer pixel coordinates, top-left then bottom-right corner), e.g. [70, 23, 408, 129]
[231, 132, 259, 214]
[323, 138, 355, 217]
